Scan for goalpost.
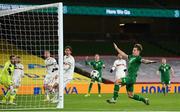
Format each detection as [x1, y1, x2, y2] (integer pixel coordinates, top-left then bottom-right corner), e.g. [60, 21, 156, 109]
[0, 3, 64, 110]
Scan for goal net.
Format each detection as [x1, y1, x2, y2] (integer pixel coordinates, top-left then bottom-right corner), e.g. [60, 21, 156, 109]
[0, 3, 64, 110]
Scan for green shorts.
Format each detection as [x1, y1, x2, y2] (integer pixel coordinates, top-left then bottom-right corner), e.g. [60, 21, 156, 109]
[121, 77, 136, 92]
[91, 77, 102, 83]
[161, 79, 170, 85]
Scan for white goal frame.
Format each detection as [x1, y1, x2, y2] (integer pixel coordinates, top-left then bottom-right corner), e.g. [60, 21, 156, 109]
[0, 2, 64, 109]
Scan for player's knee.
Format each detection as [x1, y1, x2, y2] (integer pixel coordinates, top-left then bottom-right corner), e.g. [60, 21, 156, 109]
[115, 79, 121, 85]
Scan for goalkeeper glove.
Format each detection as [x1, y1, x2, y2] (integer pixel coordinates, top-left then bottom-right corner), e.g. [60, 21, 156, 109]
[110, 69, 113, 73]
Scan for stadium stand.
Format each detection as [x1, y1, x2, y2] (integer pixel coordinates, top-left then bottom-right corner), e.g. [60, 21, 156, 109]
[75, 56, 180, 83]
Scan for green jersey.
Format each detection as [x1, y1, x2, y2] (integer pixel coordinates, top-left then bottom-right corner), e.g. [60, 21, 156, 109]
[85, 60, 104, 77]
[159, 64, 171, 81]
[127, 55, 142, 81]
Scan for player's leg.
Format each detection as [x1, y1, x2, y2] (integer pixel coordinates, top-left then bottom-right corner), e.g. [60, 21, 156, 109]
[165, 80, 171, 95]
[1, 79, 15, 104]
[106, 78, 124, 104]
[49, 74, 60, 103]
[162, 82, 166, 96]
[166, 84, 170, 95]
[43, 76, 51, 101]
[9, 76, 21, 103]
[0, 84, 9, 104]
[0, 75, 9, 103]
[111, 74, 125, 100]
[126, 84, 149, 105]
[7, 78, 20, 104]
[8, 85, 18, 105]
[50, 82, 59, 103]
[85, 78, 95, 97]
[97, 77, 102, 97]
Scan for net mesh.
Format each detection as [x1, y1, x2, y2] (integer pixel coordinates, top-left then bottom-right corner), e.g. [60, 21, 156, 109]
[0, 3, 62, 110]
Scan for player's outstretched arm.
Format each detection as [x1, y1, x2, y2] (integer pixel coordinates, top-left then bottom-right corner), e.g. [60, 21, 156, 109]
[156, 70, 160, 76]
[113, 43, 128, 59]
[141, 59, 157, 64]
[85, 56, 91, 66]
[170, 67, 175, 78]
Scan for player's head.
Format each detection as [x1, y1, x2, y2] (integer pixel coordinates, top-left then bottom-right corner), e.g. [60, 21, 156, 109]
[95, 54, 100, 61]
[10, 55, 16, 64]
[44, 51, 51, 59]
[132, 44, 143, 56]
[65, 46, 72, 56]
[15, 56, 21, 63]
[117, 54, 122, 59]
[161, 58, 166, 64]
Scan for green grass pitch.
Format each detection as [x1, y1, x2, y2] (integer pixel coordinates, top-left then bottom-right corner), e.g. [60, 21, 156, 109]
[0, 93, 180, 111]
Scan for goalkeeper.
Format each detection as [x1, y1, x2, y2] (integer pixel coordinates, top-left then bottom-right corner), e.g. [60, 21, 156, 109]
[85, 54, 105, 97]
[0, 55, 16, 104]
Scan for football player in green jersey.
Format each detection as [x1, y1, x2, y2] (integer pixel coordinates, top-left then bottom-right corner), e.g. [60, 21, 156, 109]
[107, 43, 156, 105]
[157, 58, 174, 96]
[85, 54, 105, 97]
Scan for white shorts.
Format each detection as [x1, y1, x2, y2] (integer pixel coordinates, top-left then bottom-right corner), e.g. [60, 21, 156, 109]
[13, 76, 21, 87]
[115, 72, 126, 80]
[48, 77, 72, 88]
[44, 71, 59, 85]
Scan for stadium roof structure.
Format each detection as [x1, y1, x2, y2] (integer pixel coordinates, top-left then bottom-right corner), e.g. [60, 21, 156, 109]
[1, 0, 180, 9]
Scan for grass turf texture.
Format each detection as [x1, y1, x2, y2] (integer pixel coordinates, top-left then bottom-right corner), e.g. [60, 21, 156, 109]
[0, 93, 180, 111]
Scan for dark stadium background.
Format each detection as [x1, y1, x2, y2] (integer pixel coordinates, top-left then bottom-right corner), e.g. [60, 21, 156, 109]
[1, 0, 180, 56]
[0, 0, 180, 83]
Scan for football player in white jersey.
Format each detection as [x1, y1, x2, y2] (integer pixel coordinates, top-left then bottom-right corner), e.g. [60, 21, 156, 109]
[110, 54, 127, 84]
[44, 51, 59, 101]
[11, 56, 24, 104]
[13, 56, 24, 87]
[50, 46, 75, 103]
[63, 46, 75, 87]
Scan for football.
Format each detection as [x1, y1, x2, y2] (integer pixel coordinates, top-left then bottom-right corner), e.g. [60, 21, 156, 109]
[90, 70, 99, 79]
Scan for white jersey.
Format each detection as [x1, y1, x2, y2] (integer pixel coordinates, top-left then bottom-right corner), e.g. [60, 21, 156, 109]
[112, 59, 126, 80]
[13, 63, 24, 86]
[63, 55, 75, 80]
[44, 57, 59, 85]
[45, 57, 58, 75]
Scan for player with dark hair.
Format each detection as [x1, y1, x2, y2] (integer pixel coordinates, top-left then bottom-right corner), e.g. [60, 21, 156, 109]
[107, 43, 156, 105]
[63, 46, 75, 87]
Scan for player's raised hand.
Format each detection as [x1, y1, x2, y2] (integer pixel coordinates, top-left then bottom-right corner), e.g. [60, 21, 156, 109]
[150, 60, 157, 63]
[113, 43, 118, 49]
[85, 56, 89, 61]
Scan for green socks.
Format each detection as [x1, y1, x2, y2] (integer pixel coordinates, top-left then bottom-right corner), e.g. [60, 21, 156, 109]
[131, 94, 146, 103]
[88, 83, 101, 94]
[98, 83, 101, 94]
[162, 87, 166, 95]
[88, 83, 93, 94]
[113, 84, 120, 100]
